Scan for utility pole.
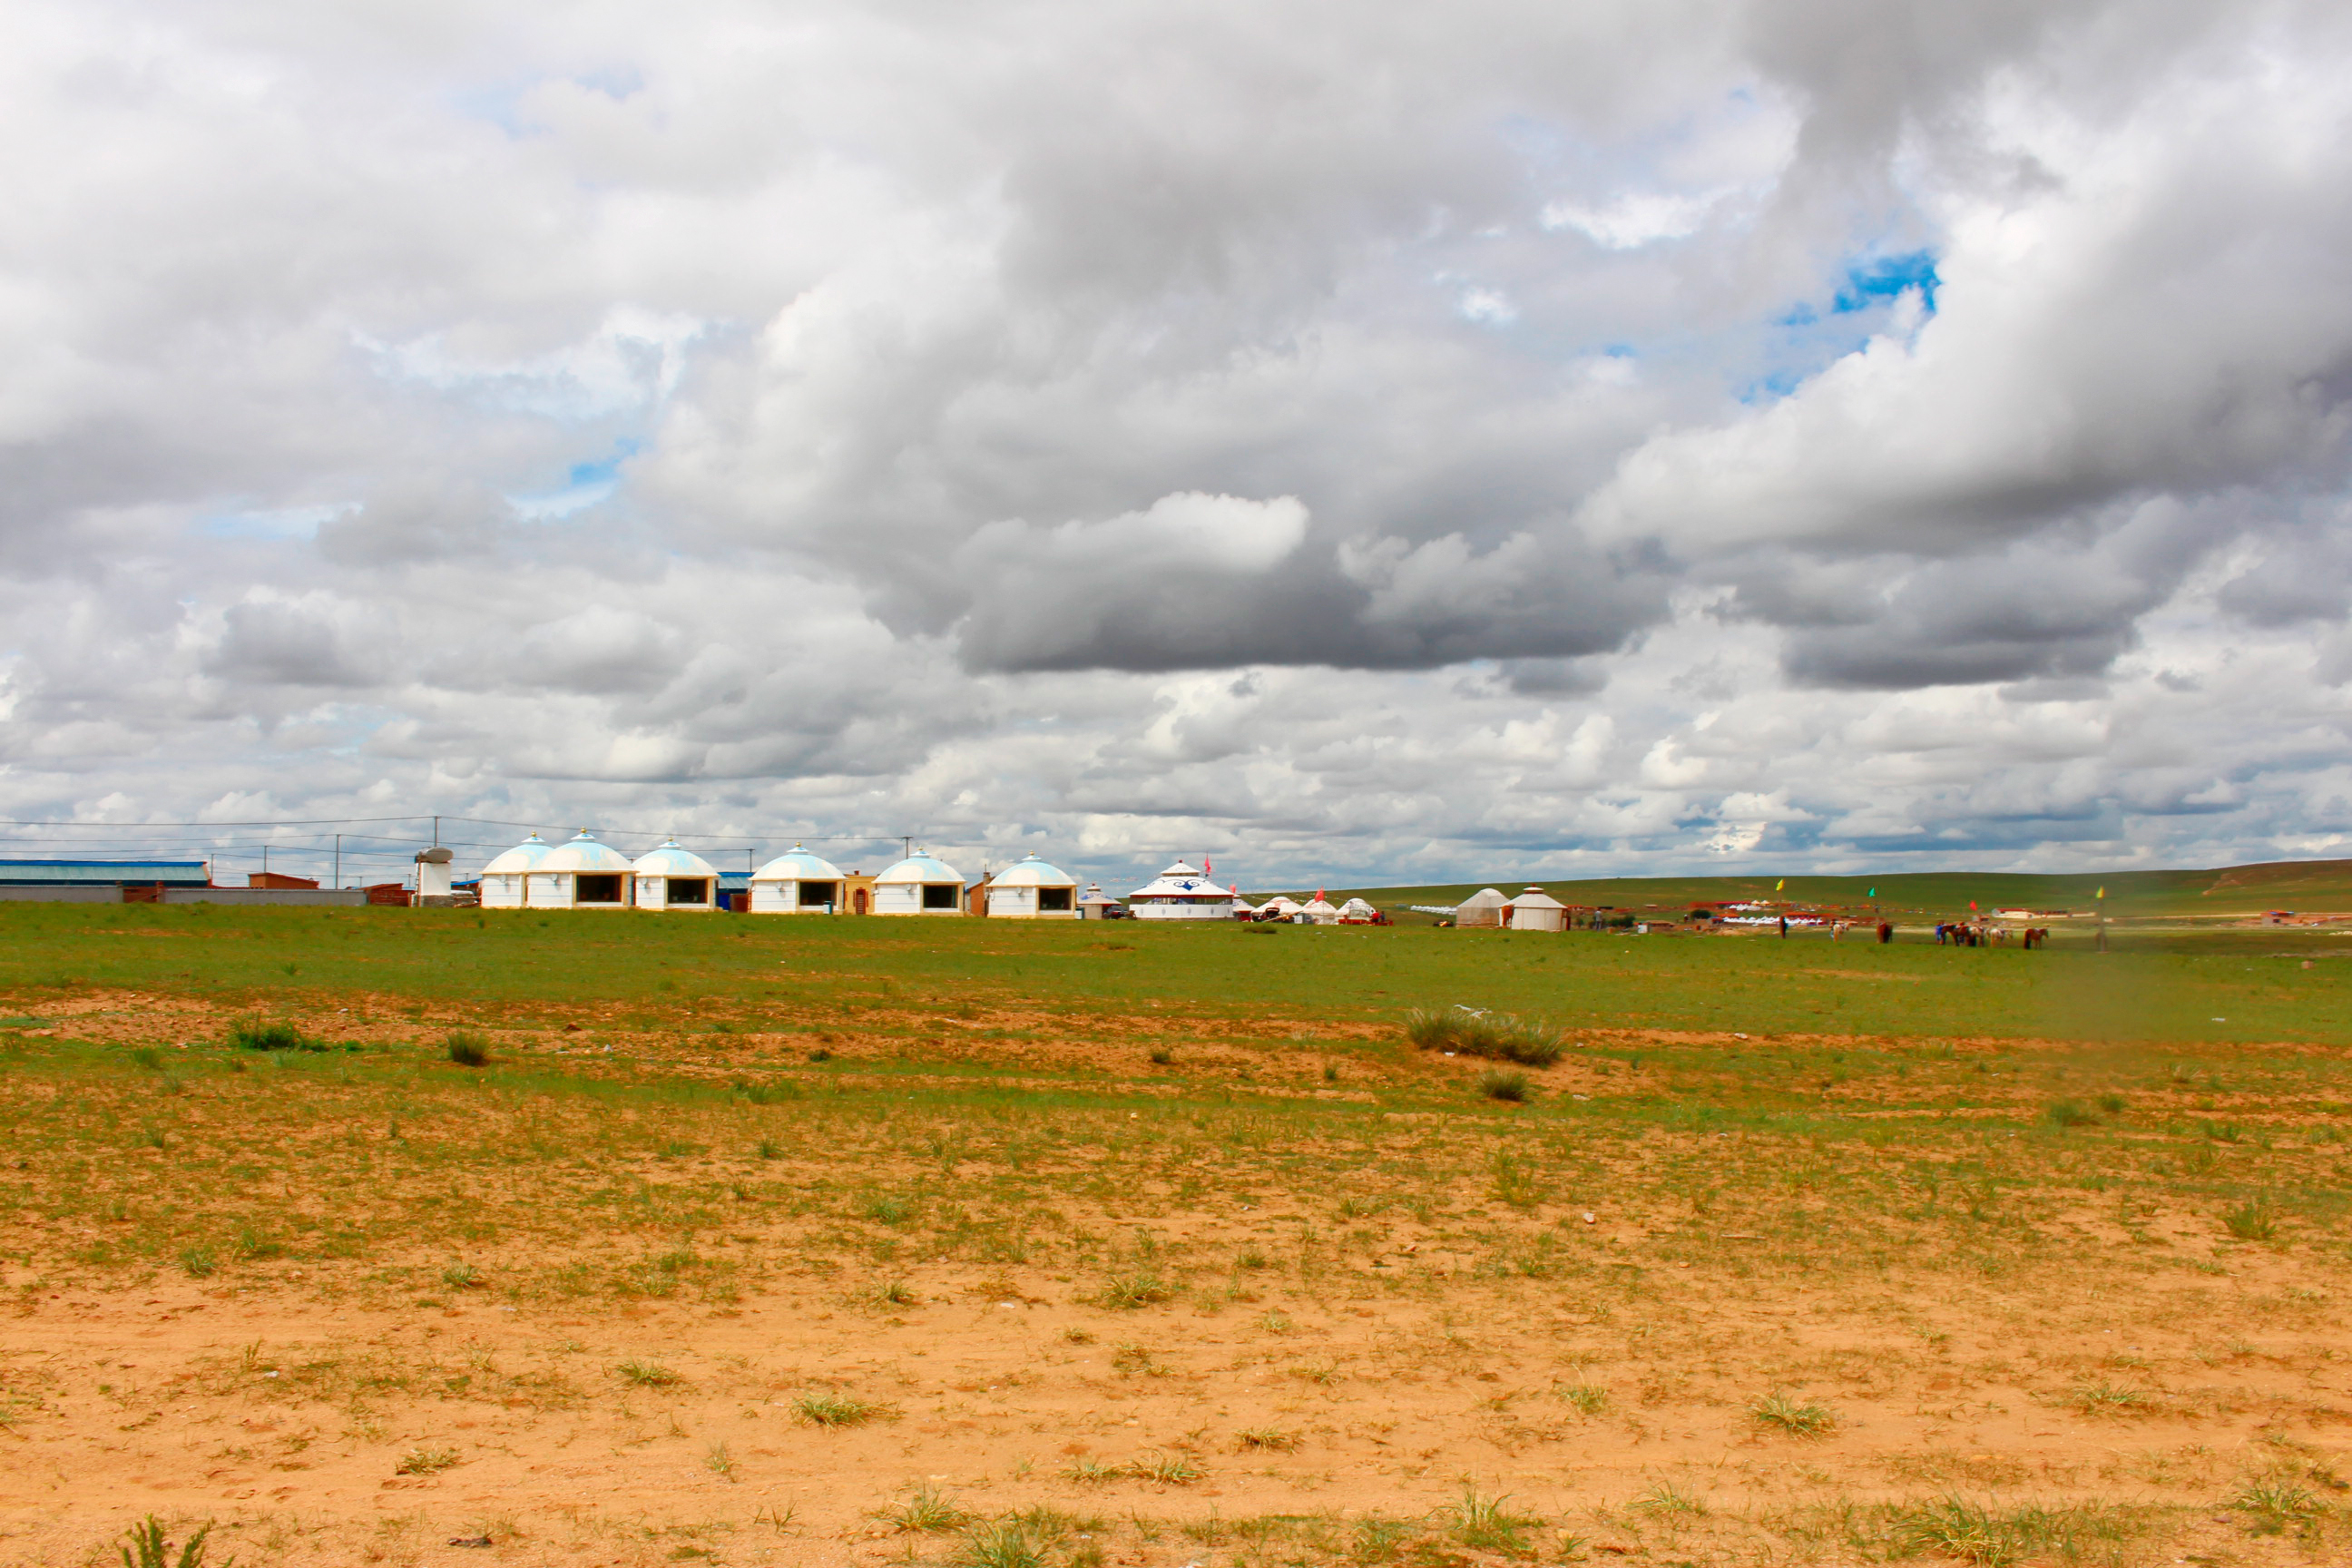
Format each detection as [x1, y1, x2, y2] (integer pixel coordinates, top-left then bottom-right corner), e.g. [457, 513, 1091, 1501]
[902, 836, 913, 861]
[433, 815, 440, 848]
[334, 834, 341, 888]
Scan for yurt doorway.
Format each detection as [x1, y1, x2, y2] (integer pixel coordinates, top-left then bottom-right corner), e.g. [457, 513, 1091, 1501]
[854, 887, 867, 915]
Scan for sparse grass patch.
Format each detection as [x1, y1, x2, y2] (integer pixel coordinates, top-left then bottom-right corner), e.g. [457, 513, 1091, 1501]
[879, 1485, 967, 1532]
[1093, 1271, 1174, 1309]
[2223, 1201, 2279, 1241]
[1234, 1426, 1298, 1451]
[397, 1445, 462, 1475]
[1447, 1489, 1539, 1555]
[1558, 1383, 1611, 1416]
[616, 1359, 684, 1387]
[1128, 1451, 1200, 1485]
[228, 1017, 316, 1053]
[2231, 1478, 2323, 1534]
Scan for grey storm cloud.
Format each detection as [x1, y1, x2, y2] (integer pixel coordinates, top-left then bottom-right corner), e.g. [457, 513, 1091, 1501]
[1, 0, 2350, 883]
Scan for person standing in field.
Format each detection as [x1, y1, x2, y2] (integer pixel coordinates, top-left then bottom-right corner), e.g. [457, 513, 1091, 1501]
[1877, 920, 1893, 944]
[1779, 915, 1788, 937]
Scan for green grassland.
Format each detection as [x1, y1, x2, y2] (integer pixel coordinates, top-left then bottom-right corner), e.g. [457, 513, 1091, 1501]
[2, 898, 2350, 1045]
[1318, 857, 2352, 921]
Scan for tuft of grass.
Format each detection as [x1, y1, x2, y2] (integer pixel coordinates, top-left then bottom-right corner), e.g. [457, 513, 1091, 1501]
[792, 1390, 893, 1426]
[1886, 1497, 2144, 1566]
[2070, 1380, 2148, 1416]
[1128, 1451, 1200, 1485]
[116, 1515, 223, 1568]
[1558, 1383, 1611, 1416]
[440, 1262, 482, 1290]
[1093, 1271, 1174, 1309]
[859, 1279, 919, 1308]
[1750, 1391, 1836, 1436]
[703, 1440, 737, 1481]
[177, 1244, 217, 1279]
[1629, 1483, 1705, 1516]
[879, 1485, 967, 1532]
[956, 1521, 1045, 1568]
[1063, 1457, 1122, 1484]
[1476, 1068, 1533, 1102]
[1349, 1518, 1415, 1565]
[2223, 1201, 2279, 1241]
[1234, 1426, 1298, 1451]
[445, 1030, 491, 1067]
[1447, 1489, 1538, 1555]
[862, 1193, 916, 1226]
[228, 1018, 315, 1053]
[1148, 1048, 1173, 1065]
[129, 1046, 163, 1071]
[1403, 1007, 1564, 1067]
[2095, 1092, 2128, 1115]
[397, 1445, 462, 1475]
[2231, 1479, 2321, 1534]
[755, 1138, 781, 1160]
[616, 1359, 684, 1387]
[2043, 1099, 2096, 1129]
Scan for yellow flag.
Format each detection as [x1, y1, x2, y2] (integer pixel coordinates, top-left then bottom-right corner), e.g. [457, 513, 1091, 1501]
[1774, 878, 1785, 891]
[2096, 886, 2104, 899]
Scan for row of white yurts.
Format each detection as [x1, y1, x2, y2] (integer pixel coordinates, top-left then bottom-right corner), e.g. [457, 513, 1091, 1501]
[476, 834, 1097, 919]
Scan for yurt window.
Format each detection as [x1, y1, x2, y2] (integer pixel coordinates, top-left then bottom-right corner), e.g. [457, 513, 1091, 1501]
[576, 874, 625, 904]
[1038, 887, 1073, 912]
[799, 881, 838, 908]
[922, 883, 958, 910]
[666, 879, 710, 906]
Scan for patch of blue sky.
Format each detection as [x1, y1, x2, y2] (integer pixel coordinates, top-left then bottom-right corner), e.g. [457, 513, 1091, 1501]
[447, 65, 645, 138]
[510, 438, 642, 519]
[197, 504, 350, 541]
[1835, 250, 1939, 314]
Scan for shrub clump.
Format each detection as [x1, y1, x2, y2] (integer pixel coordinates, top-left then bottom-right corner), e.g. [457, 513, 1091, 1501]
[1403, 1007, 1564, 1067]
[445, 1030, 491, 1067]
[1477, 1069, 1534, 1102]
[228, 1018, 318, 1053]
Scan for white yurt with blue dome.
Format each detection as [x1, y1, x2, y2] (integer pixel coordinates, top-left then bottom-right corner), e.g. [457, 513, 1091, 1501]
[873, 848, 965, 916]
[750, 844, 847, 914]
[633, 838, 719, 912]
[529, 830, 636, 910]
[979, 853, 1080, 918]
[478, 832, 554, 910]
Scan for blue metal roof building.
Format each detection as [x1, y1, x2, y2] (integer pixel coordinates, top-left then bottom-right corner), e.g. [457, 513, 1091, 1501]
[0, 859, 211, 887]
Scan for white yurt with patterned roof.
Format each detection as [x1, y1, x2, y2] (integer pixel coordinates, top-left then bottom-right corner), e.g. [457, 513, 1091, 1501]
[750, 844, 848, 914]
[633, 838, 719, 912]
[528, 831, 636, 910]
[1127, 859, 1238, 920]
[874, 848, 965, 916]
[980, 854, 1080, 918]
[478, 832, 554, 910]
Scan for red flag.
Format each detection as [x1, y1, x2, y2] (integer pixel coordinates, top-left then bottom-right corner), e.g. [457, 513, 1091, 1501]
[1968, 900, 1978, 911]
[1204, 858, 1212, 876]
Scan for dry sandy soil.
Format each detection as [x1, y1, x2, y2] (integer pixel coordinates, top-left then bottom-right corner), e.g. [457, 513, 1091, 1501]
[5, 995, 2352, 1567]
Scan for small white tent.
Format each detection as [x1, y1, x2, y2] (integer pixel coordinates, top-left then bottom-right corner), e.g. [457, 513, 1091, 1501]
[634, 838, 720, 912]
[750, 845, 847, 914]
[874, 849, 965, 916]
[982, 854, 1080, 918]
[1504, 887, 1566, 932]
[530, 831, 636, 910]
[1298, 892, 1339, 926]
[1076, 883, 1122, 919]
[1254, 894, 1302, 921]
[1455, 887, 1508, 927]
[1337, 897, 1379, 923]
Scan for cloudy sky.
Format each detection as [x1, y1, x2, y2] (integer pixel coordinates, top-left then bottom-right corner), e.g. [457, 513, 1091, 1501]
[4, 0, 2350, 887]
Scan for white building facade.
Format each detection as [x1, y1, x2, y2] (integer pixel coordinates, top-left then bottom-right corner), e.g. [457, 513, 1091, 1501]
[873, 849, 965, 916]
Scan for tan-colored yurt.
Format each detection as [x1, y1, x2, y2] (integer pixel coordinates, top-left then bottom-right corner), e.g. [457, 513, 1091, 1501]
[874, 849, 965, 916]
[633, 838, 719, 912]
[980, 854, 1080, 918]
[1455, 887, 1508, 927]
[1298, 892, 1339, 926]
[478, 833, 553, 910]
[1077, 883, 1121, 919]
[1255, 894, 1302, 921]
[1504, 887, 1566, 932]
[750, 844, 847, 914]
[530, 831, 636, 910]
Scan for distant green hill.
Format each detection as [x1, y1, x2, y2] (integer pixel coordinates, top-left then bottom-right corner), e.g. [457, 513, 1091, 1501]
[1278, 859, 2352, 922]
